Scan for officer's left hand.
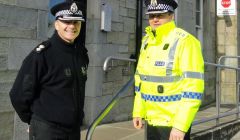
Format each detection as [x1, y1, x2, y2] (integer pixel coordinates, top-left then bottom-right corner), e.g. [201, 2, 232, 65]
[169, 127, 185, 140]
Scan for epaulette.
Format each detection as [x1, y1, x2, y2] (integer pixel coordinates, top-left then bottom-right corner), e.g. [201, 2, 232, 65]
[35, 40, 51, 53]
[174, 28, 189, 39]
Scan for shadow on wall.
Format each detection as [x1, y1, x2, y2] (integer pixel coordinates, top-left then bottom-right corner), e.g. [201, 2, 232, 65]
[223, 10, 232, 27]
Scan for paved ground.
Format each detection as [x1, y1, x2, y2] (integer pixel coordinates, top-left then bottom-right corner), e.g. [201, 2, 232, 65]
[231, 131, 240, 140]
[80, 105, 240, 140]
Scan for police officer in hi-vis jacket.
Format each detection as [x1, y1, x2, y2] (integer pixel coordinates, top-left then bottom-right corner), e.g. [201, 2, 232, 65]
[132, 0, 204, 140]
[9, 0, 88, 139]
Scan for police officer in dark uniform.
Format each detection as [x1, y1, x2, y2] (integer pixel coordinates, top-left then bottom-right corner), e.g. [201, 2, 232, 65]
[9, 0, 88, 140]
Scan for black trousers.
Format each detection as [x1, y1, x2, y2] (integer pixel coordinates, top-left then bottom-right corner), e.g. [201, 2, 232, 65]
[146, 123, 191, 140]
[29, 115, 80, 140]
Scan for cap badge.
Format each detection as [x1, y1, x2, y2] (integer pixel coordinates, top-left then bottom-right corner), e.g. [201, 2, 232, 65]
[70, 2, 78, 13]
[151, 0, 158, 6]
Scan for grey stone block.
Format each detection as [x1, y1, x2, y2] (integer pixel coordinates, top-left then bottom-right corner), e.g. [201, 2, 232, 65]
[120, 0, 125, 7]
[118, 45, 128, 53]
[112, 22, 124, 32]
[108, 1, 121, 22]
[0, 38, 9, 54]
[37, 10, 48, 40]
[86, 19, 107, 44]
[84, 95, 114, 126]
[0, 70, 17, 82]
[0, 54, 7, 70]
[119, 7, 128, 17]
[102, 81, 114, 96]
[107, 32, 129, 45]
[0, 4, 38, 29]
[176, 1, 195, 34]
[126, 0, 136, 9]
[0, 81, 13, 93]
[16, 0, 48, 10]
[128, 36, 136, 53]
[0, 0, 16, 5]
[112, 96, 134, 122]
[0, 92, 14, 112]
[128, 8, 136, 18]
[86, 43, 118, 67]
[123, 17, 135, 33]
[103, 66, 123, 82]
[8, 39, 39, 70]
[0, 27, 36, 39]
[87, 0, 101, 19]
[0, 111, 14, 140]
[85, 66, 104, 97]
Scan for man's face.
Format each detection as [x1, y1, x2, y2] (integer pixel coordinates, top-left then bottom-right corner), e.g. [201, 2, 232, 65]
[55, 20, 81, 43]
[148, 12, 174, 30]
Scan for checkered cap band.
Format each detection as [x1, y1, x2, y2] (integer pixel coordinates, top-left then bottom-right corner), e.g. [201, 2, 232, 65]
[56, 10, 83, 18]
[147, 4, 174, 13]
[141, 92, 202, 102]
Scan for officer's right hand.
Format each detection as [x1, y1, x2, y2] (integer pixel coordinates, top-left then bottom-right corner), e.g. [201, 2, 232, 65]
[27, 125, 30, 133]
[133, 117, 143, 129]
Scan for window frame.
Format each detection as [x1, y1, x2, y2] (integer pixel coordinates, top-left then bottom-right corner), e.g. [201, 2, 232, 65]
[195, 0, 203, 43]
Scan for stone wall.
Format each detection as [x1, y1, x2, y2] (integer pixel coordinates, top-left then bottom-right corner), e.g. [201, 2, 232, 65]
[216, 0, 238, 104]
[84, 0, 136, 125]
[0, 0, 48, 139]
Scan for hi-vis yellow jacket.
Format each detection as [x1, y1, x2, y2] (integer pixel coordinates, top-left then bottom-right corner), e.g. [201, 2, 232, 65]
[133, 21, 204, 132]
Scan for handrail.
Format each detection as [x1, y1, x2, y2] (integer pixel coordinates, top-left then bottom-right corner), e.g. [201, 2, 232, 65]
[86, 56, 240, 140]
[103, 56, 136, 72]
[192, 57, 240, 126]
[86, 76, 134, 140]
[216, 56, 240, 125]
[205, 62, 240, 70]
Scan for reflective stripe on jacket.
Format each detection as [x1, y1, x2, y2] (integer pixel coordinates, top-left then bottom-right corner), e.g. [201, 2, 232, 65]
[133, 21, 204, 132]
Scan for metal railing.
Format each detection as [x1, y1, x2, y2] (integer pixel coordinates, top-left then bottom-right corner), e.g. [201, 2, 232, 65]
[193, 56, 240, 126]
[86, 56, 240, 140]
[86, 76, 134, 140]
[103, 56, 136, 71]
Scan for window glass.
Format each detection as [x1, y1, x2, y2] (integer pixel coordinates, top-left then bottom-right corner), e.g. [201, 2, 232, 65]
[195, 0, 203, 43]
[196, 0, 200, 11]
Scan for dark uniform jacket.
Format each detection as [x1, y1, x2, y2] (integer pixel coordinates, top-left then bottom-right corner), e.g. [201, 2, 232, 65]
[9, 32, 89, 128]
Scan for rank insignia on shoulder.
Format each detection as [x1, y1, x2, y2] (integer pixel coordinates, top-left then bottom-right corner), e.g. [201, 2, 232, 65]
[35, 44, 46, 53]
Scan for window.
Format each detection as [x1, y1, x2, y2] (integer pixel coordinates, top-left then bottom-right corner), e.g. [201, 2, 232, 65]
[196, 0, 203, 43]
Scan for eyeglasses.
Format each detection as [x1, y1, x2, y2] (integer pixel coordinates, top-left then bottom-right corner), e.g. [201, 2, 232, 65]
[59, 20, 81, 25]
[148, 13, 170, 19]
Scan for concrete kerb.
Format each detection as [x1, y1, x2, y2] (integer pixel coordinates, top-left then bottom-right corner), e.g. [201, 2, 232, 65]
[191, 120, 240, 140]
